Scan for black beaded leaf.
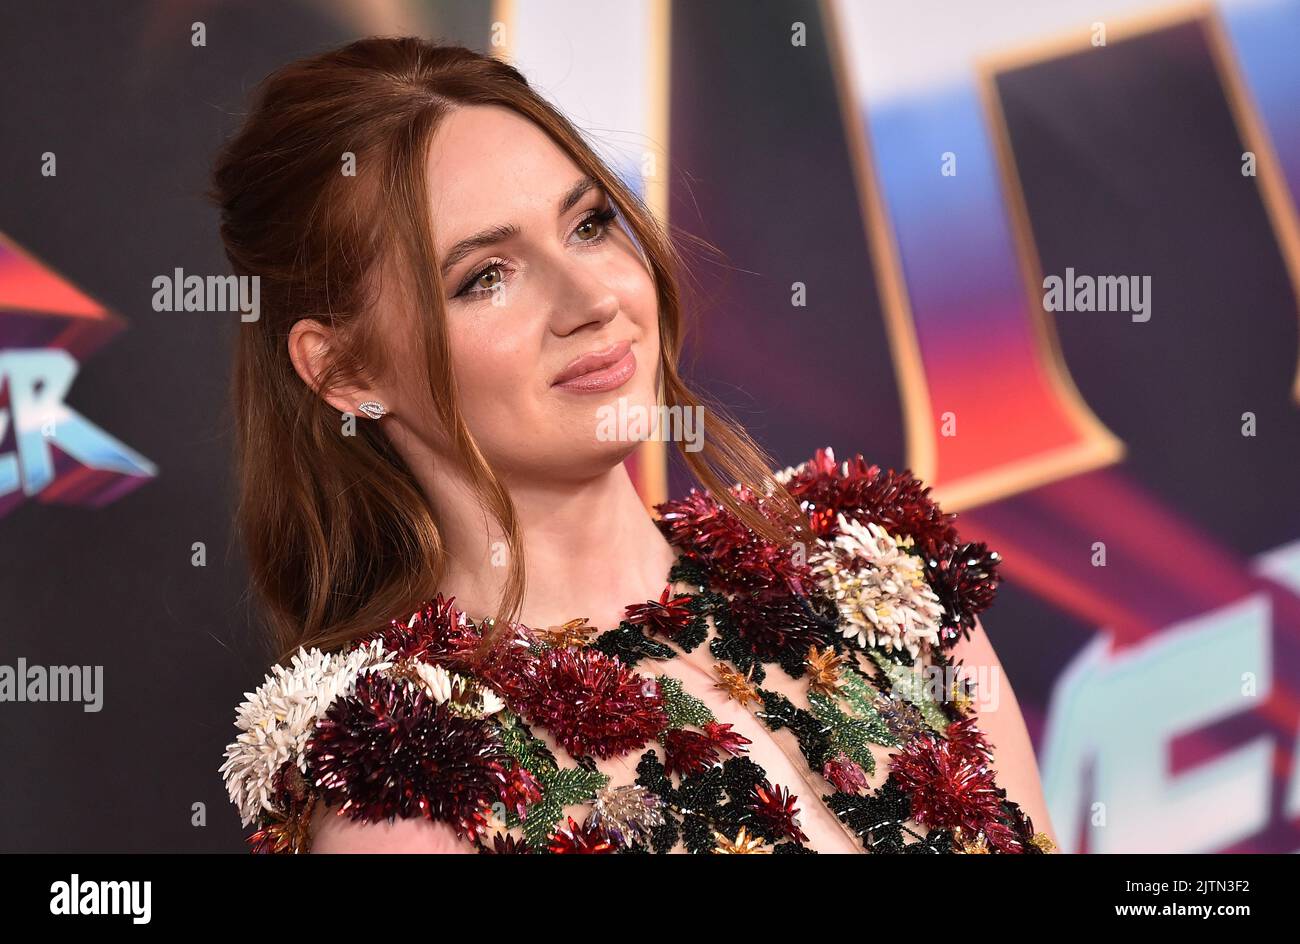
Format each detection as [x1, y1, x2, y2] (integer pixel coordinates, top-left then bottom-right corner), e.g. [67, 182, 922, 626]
[773, 842, 818, 854]
[649, 815, 680, 854]
[673, 596, 712, 652]
[756, 688, 832, 770]
[702, 592, 768, 683]
[709, 634, 767, 685]
[825, 778, 915, 853]
[592, 623, 675, 667]
[668, 553, 713, 590]
[720, 756, 767, 802]
[636, 749, 673, 795]
[633, 751, 683, 853]
[681, 813, 715, 854]
[676, 765, 726, 813]
[903, 828, 955, 854]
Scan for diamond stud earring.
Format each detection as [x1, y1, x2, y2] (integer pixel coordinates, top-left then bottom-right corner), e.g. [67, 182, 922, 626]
[357, 400, 387, 420]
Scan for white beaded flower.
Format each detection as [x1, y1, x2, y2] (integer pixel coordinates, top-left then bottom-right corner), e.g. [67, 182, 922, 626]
[811, 512, 944, 659]
[219, 639, 390, 827]
[770, 460, 808, 487]
[409, 660, 504, 717]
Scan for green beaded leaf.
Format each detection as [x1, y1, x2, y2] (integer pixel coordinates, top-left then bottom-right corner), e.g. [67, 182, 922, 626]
[869, 651, 948, 733]
[496, 710, 558, 774]
[807, 690, 887, 775]
[656, 675, 716, 730]
[834, 670, 898, 745]
[520, 766, 610, 848]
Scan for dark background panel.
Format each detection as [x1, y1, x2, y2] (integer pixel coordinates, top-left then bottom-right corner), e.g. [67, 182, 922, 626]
[0, 0, 493, 853]
[666, 0, 903, 495]
[995, 21, 1300, 554]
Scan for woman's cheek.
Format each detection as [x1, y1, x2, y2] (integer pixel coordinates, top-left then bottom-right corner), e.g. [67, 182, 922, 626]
[610, 247, 658, 320]
[464, 336, 542, 425]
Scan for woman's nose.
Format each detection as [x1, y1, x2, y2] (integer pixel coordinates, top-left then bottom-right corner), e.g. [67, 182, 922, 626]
[547, 259, 620, 336]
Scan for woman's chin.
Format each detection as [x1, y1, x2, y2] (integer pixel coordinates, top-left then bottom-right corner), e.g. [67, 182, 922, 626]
[560, 428, 649, 469]
[530, 385, 666, 465]
[585, 431, 646, 464]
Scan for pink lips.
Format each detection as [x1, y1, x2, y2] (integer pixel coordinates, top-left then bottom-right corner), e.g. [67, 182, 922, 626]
[551, 340, 636, 393]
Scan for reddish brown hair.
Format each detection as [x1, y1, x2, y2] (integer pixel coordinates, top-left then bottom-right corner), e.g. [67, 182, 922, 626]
[210, 36, 809, 665]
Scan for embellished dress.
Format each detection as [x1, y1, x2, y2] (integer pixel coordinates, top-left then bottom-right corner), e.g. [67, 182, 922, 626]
[221, 447, 1055, 854]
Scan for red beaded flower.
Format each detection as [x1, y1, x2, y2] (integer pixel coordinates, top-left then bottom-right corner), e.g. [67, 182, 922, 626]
[662, 722, 751, 777]
[306, 672, 509, 838]
[509, 647, 668, 760]
[352, 593, 482, 666]
[662, 729, 722, 777]
[655, 490, 814, 598]
[780, 448, 959, 552]
[727, 589, 835, 664]
[656, 489, 752, 561]
[625, 585, 697, 637]
[704, 721, 752, 757]
[822, 751, 871, 794]
[548, 816, 617, 854]
[780, 448, 1002, 649]
[888, 716, 1021, 852]
[926, 542, 1003, 647]
[500, 759, 544, 821]
[482, 833, 531, 854]
[749, 780, 809, 844]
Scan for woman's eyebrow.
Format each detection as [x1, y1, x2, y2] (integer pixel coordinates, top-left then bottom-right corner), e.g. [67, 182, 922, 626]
[557, 175, 599, 215]
[438, 176, 602, 279]
[439, 222, 518, 279]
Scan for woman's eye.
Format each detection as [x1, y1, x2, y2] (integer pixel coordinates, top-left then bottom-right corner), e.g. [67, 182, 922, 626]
[456, 262, 507, 298]
[454, 206, 617, 300]
[473, 267, 503, 290]
[574, 205, 618, 243]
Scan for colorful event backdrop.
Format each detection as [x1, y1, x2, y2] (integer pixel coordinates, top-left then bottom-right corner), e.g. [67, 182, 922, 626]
[0, 0, 1297, 852]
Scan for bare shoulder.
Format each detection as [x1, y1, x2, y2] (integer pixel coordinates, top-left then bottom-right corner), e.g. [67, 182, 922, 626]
[308, 801, 477, 854]
[949, 616, 1062, 851]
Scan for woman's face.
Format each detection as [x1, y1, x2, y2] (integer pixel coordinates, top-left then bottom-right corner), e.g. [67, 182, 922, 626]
[382, 104, 662, 481]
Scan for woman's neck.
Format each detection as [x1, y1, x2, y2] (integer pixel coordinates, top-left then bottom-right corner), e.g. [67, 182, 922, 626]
[419, 454, 679, 632]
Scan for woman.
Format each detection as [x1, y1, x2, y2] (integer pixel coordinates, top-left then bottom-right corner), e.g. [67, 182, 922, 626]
[216, 36, 1059, 854]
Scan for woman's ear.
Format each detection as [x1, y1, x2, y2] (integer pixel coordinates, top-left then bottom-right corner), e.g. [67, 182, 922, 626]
[287, 318, 382, 417]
